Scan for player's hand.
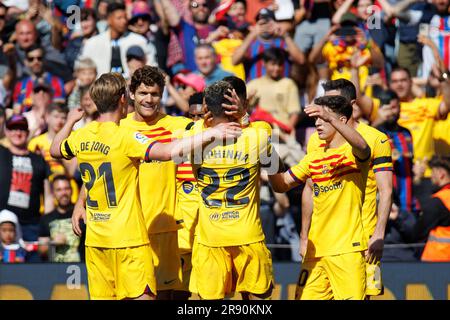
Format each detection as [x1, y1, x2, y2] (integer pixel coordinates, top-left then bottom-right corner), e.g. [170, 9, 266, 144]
[67, 107, 85, 124]
[72, 204, 87, 237]
[299, 238, 307, 261]
[209, 122, 242, 140]
[365, 235, 384, 264]
[223, 89, 245, 121]
[304, 105, 337, 123]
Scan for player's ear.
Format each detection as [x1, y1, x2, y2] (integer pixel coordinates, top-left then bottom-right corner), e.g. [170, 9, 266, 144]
[340, 115, 348, 124]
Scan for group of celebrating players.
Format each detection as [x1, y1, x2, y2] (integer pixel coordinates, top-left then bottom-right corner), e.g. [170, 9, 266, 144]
[49, 65, 393, 300]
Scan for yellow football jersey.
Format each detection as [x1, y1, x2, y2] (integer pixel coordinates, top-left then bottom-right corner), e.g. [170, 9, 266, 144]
[307, 122, 393, 238]
[61, 121, 155, 248]
[190, 120, 272, 247]
[28, 133, 80, 204]
[120, 113, 192, 234]
[434, 113, 450, 156]
[398, 97, 442, 177]
[291, 142, 370, 258]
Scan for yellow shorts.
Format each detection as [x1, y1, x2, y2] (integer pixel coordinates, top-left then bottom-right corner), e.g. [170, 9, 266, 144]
[85, 244, 156, 300]
[149, 231, 182, 291]
[366, 260, 383, 296]
[190, 241, 274, 300]
[295, 251, 366, 300]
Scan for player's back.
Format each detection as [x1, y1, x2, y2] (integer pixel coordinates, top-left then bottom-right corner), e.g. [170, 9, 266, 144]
[191, 121, 272, 247]
[62, 121, 149, 248]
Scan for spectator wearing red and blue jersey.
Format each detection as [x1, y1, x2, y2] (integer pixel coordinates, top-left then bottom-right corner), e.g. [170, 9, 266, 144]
[374, 89, 420, 214]
[159, 0, 219, 73]
[12, 44, 65, 113]
[232, 8, 304, 82]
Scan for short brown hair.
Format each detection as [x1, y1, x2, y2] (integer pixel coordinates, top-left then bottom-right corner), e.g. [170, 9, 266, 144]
[47, 103, 69, 115]
[429, 155, 450, 175]
[89, 73, 127, 114]
[130, 66, 165, 95]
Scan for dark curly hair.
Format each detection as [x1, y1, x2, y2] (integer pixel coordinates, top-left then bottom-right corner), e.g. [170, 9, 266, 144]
[130, 66, 166, 95]
[314, 95, 353, 120]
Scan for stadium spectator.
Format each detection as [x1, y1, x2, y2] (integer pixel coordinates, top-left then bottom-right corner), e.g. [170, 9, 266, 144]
[80, 2, 157, 77]
[13, 44, 66, 113]
[22, 83, 53, 140]
[38, 175, 83, 263]
[13, 19, 73, 85]
[158, 0, 221, 73]
[391, 156, 450, 261]
[0, 115, 53, 262]
[359, 67, 450, 193]
[73, 86, 99, 131]
[232, 7, 304, 81]
[67, 57, 98, 111]
[166, 72, 206, 114]
[374, 89, 419, 214]
[128, 0, 170, 73]
[126, 45, 147, 81]
[194, 44, 233, 85]
[64, 8, 99, 70]
[0, 209, 26, 263]
[28, 104, 79, 202]
[309, 14, 384, 98]
[383, 199, 419, 261]
[247, 47, 301, 131]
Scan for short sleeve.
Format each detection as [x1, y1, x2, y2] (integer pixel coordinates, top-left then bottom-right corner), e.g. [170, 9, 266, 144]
[124, 130, 159, 162]
[60, 133, 78, 160]
[287, 153, 311, 184]
[372, 132, 393, 173]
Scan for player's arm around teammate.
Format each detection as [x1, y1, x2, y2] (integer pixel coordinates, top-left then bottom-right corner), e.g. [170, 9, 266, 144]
[51, 111, 242, 162]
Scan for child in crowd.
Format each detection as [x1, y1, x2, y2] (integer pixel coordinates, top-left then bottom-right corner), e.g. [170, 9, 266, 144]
[67, 57, 97, 110]
[0, 209, 27, 263]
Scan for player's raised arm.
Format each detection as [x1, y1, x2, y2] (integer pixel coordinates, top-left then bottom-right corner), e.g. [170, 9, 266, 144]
[50, 107, 84, 159]
[305, 96, 371, 161]
[147, 122, 242, 161]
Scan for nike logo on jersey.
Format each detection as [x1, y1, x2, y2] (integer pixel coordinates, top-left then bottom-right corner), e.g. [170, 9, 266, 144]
[164, 279, 176, 285]
[381, 139, 389, 143]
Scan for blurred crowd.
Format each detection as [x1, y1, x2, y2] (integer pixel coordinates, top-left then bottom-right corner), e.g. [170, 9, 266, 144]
[0, 0, 449, 264]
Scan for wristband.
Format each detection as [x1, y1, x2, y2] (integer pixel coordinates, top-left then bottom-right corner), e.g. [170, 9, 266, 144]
[239, 113, 250, 126]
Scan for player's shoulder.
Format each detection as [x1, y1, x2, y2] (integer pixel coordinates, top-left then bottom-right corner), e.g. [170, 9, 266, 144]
[357, 122, 388, 141]
[120, 112, 137, 128]
[160, 114, 192, 129]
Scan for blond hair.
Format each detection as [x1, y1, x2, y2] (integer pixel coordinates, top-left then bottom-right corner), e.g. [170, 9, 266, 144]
[89, 73, 127, 114]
